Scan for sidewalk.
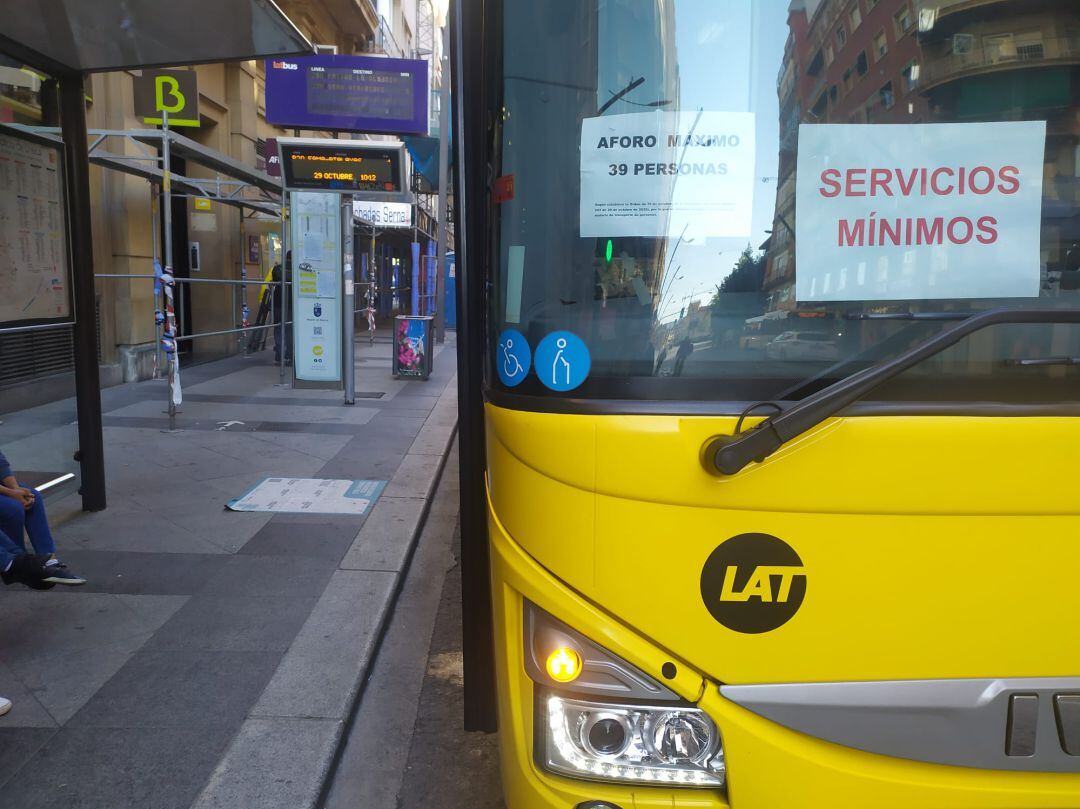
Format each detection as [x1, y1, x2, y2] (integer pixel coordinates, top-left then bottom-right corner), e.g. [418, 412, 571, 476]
[0, 335, 458, 809]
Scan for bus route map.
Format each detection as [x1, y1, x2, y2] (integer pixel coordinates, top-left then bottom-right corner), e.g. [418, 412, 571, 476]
[0, 132, 71, 327]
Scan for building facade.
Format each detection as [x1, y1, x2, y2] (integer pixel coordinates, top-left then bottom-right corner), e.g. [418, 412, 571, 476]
[0, 0, 446, 409]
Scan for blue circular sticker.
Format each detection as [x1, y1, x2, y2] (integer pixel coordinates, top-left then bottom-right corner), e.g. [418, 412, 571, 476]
[535, 331, 591, 392]
[496, 329, 531, 387]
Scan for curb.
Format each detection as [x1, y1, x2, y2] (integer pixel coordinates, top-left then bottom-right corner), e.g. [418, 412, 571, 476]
[190, 374, 459, 809]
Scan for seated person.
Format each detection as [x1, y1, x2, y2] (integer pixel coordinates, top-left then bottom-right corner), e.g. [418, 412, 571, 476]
[0, 449, 85, 587]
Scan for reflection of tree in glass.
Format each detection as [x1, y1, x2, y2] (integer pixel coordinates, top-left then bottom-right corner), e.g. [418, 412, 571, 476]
[713, 245, 766, 301]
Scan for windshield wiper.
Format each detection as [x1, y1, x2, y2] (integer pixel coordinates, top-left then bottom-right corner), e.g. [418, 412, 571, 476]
[1005, 356, 1080, 367]
[706, 308, 1080, 476]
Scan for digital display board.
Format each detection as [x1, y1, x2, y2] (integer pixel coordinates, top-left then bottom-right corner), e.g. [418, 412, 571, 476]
[280, 143, 404, 194]
[265, 54, 429, 135]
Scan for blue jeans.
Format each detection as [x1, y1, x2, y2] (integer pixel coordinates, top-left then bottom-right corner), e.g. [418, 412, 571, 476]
[0, 489, 56, 570]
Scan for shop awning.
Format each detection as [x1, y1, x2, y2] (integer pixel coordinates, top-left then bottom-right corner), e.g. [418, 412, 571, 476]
[0, 0, 310, 75]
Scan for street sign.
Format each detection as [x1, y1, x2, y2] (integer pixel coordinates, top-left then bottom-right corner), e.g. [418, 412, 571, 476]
[265, 54, 428, 135]
[133, 69, 200, 127]
[353, 200, 412, 228]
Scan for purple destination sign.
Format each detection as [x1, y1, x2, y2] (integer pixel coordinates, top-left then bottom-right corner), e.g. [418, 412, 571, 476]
[265, 54, 429, 135]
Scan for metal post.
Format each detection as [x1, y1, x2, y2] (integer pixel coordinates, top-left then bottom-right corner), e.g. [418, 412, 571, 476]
[278, 196, 288, 385]
[150, 182, 162, 378]
[342, 197, 355, 405]
[162, 109, 177, 431]
[59, 73, 107, 512]
[434, 21, 452, 344]
[453, 0, 498, 732]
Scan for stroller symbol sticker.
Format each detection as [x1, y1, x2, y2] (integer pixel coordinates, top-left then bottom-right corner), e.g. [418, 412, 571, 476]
[496, 329, 531, 387]
[535, 331, 590, 392]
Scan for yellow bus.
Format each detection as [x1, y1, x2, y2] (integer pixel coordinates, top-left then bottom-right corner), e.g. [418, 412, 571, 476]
[452, 1, 1080, 806]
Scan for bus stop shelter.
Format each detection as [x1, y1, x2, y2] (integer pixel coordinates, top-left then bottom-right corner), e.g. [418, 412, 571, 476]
[0, 0, 311, 511]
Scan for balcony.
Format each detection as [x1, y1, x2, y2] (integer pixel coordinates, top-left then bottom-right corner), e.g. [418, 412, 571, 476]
[920, 33, 1080, 90]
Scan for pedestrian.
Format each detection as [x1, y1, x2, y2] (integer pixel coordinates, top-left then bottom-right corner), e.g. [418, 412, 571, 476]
[0, 449, 85, 587]
[673, 336, 695, 376]
[272, 250, 293, 365]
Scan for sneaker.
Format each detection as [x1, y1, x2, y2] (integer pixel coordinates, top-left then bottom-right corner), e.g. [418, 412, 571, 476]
[1, 554, 54, 589]
[0, 697, 11, 717]
[43, 561, 86, 586]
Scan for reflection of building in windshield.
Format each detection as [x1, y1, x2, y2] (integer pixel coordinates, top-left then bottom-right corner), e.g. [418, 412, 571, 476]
[762, 0, 1080, 317]
[917, 0, 1080, 293]
[763, 0, 931, 314]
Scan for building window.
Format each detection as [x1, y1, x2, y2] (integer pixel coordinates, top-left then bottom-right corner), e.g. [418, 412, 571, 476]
[880, 81, 895, 109]
[867, 0, 880, 9]
[893, 5, 912, 38]
[825, 43, 835, 66]
[855, 50, 869, 77]
[843, 68, 855, 93]
[873, 29, 888, 60]
[851, 5, 862, 31]
[836, 24, 847, 48]
[901, 61, 919, 92]
[829, 84, 839, 103]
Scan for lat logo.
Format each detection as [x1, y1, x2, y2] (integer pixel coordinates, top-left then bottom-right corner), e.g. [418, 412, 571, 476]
[272, 61, 299, 70]
[700, 534, 807, 634]
[720, 565, 805, 603]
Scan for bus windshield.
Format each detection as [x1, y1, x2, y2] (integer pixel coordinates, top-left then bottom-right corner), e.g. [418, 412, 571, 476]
[491, 0, 1080, 404]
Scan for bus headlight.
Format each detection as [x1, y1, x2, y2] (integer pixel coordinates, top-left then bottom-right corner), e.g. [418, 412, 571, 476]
[541, 692, 725, 788]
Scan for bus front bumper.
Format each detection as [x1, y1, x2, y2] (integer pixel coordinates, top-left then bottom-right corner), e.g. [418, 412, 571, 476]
[487, 501, 1080, 809]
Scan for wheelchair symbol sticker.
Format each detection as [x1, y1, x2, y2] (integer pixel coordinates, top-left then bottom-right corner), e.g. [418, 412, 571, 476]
[535, 331, 590, 392]
[496, 329, 531, 387]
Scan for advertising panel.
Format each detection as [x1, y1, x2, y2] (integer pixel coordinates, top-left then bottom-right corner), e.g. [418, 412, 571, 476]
[291, 192, 342, 383]
[579, 111, 756, 239]
[265, 54, 429, 135]
[795, 122, 1046, 302]
[0, 131, 73, 330]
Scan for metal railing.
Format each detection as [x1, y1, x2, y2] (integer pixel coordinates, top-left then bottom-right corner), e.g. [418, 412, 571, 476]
[373, 16, 404, 58]
[921, 34, 1080, 87]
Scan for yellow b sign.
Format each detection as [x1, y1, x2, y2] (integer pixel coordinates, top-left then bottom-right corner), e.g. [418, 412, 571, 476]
[133, 69, 200, 127]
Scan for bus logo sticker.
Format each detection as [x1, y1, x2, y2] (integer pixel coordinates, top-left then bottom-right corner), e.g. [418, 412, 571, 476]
[534, 331, 591, 392]
[700, 533, 806, 634]
[496, 329, 531, 387]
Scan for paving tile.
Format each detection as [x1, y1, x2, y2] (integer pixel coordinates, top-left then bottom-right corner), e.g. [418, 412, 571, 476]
[144, 595, 318, 652]
[382, 452, 442, 500]
[0, 663, 57, 729]
[0, 728, 56, 789]
[408, 419, 457, 456]
[238, 520, 360, 560]
[197, 554, 337, 598]
[252, 570, 396, 720]
[191, 717, 340, 809]
[0, 593, 186, 725]
[67, 649, 281, 729]
[339, 497, 425, 572]
[0, 725, 235, 809]
[41, 551, 222, 596]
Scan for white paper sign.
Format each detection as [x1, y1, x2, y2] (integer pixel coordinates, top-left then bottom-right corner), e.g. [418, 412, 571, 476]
[795, 122, 1046, 302]
[580, 111, 756, 239]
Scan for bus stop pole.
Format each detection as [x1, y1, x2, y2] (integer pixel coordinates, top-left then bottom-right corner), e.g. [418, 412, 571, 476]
[59, 73, 107, 511]
[162, 109, 177, 431]
[433, 22, 451, 345]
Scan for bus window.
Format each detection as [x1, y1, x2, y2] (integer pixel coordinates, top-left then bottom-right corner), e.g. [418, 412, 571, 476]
[493, 0, 1079, 404]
